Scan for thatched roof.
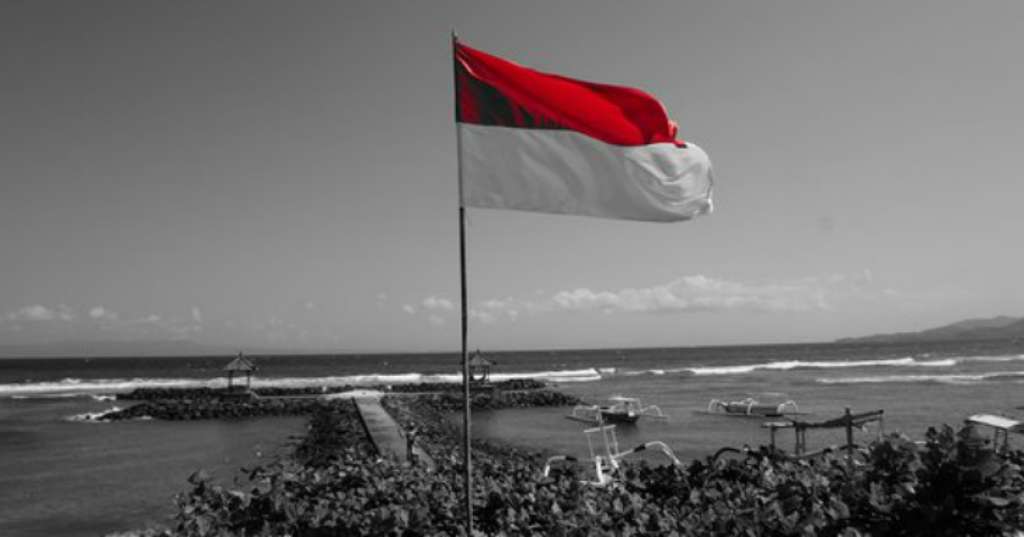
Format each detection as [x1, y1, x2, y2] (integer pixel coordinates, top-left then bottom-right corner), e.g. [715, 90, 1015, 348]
[468, 351, 493, 368]
[224, 354, 257, 373]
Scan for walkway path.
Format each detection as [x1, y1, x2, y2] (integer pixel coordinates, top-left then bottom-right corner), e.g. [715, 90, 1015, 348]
[353, 395, 435, 471]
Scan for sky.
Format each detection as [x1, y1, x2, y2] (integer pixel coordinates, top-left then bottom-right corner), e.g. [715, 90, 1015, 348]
[1, 1, 1023, 353]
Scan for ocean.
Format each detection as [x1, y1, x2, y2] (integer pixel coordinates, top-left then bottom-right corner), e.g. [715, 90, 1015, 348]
[3, 339, 1024, 536]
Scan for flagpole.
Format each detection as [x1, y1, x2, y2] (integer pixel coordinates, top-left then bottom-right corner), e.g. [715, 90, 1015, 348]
[452, 29, 474, 536]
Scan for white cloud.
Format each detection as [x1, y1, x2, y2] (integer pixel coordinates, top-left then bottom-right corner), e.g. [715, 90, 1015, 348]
[304, 301, 316, 311]
[469, 309, 499, 324]
[427, 314, 446, 326]
[460, 271, 889, 324]
[422, 296, 455, 311]
[6, 304, 75, 322]
[549, 275, 832, 314]
[406, 271, 890, 327]
[8, 305, 57, 321]
[88, 306, 118, 321]
[191, 307, 203, 324]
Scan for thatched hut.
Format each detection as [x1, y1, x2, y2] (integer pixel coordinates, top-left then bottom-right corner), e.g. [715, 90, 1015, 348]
[468, 350, 494, 383]
[224, 352, 257, 391]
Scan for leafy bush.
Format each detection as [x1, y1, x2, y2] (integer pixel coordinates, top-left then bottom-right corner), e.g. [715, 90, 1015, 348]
[159, 395, 1024, 537]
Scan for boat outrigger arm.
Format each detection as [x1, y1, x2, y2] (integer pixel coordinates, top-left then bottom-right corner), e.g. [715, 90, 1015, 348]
[541, 425, 682, 486]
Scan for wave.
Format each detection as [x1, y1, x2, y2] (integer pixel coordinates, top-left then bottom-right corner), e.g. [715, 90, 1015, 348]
[0, 368, 604, 397]
[680, 357, 956, 376]
[816, 371, 1024, 385]
[620, 369, 666, 376]
[960, 354, 1024, 363]
[6, 353, 1019, 397]
[66, 406, 121, 422]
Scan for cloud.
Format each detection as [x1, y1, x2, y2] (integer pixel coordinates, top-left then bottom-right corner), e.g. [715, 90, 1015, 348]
[191, 307, 203, 324]
[406, 271, 893, 328]
[88, 306, 118, 321]
[427, 314, 446, 326]
[450, 271, 889, 325]
[0, 304, 203, 344]
[8, 305, 57, 321]
[422, 296, 455, 312]
[304, 301, 316, 311]
[549, 275, 832, 314]
[400, 296, 457, 326]
[5, 304, 74, 322]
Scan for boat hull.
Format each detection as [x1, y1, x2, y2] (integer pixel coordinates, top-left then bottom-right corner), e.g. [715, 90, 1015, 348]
[600, 411, 639, 424]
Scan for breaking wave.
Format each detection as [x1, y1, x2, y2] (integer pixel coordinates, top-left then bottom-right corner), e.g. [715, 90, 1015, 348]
[680, 357, 956, 376]
[5, 354, 1020, 397]
[65, 406, 122, 422]
[0, 368, 603, 397]
[816, 371, 1024, 385]
[962, 354, 1024, 363]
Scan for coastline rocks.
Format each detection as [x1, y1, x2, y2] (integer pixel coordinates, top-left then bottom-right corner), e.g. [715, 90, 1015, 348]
[423, 389, 581, 412]
[118, 379, 550, 401]
[293, 402, 374, 465]
[99, 398, 333, 421]
[117, 386, 359, 401]
[105, 380, 570, 422]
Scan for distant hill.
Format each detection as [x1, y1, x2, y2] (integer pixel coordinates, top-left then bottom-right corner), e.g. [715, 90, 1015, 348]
[837, 315, 1024, 344]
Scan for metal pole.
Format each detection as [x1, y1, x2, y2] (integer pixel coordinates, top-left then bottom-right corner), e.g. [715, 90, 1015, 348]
[845, 407, 854, 474]
[452, 29, 474, 536]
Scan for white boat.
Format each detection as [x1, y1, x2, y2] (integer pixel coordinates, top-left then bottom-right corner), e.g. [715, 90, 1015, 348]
[568, 395, 669, 425]
[706, 397, 800, 417]
[966, 413, 1024, 452]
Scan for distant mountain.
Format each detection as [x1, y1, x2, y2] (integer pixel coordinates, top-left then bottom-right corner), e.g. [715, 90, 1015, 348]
[837, 315, 1024, 344]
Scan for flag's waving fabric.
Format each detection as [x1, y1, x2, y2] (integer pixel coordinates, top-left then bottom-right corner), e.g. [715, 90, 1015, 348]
[455, 41, 713, 222]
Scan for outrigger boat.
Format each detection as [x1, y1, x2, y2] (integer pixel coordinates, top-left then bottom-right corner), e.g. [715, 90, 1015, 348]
[567, 395, 669, 425]
[542, 424, 681, 486]
[705, 397, 801, 418]
[965, 414, 1024, 453]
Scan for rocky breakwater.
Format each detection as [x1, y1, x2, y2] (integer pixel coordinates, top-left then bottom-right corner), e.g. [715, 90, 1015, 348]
[117, 386, 359, 401]
[117, 379, 547, 401]
[414, 388, 581, 412]
[99, 397, 333, 421]
[102, 379, 568, 422]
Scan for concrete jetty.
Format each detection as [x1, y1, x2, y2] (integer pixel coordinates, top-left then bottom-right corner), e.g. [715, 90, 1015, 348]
[353, 395, 435, 471]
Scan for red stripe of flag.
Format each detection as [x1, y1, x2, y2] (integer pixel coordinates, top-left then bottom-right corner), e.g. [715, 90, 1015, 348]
[455, 42, 686, 148]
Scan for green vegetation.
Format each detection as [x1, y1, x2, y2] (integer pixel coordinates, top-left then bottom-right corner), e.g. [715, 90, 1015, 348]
[153, 395, 1024, 536]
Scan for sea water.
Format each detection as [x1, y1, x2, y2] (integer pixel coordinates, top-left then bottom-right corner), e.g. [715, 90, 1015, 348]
[2, 340, 1024, 536]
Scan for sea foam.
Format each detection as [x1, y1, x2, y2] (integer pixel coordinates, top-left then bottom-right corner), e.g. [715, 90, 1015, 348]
[680, 357, 956, 376]
[0, 368, 604, 397]
[816, 370, 1024, 385]
[65, 406, 122, 422]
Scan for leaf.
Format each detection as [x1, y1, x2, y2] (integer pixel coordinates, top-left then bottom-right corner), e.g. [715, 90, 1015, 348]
[976, 495, 1011, 507]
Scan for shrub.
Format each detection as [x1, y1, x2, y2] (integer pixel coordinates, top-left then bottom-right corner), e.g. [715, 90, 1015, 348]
[161, 397, 1024, 536]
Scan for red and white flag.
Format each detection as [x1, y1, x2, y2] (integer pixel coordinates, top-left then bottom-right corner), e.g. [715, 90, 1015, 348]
[455, 41, 713, 222]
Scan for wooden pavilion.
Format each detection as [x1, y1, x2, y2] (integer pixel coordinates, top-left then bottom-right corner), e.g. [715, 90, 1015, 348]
[224, 352, 257, 392]
[468, 349, 494, 384]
